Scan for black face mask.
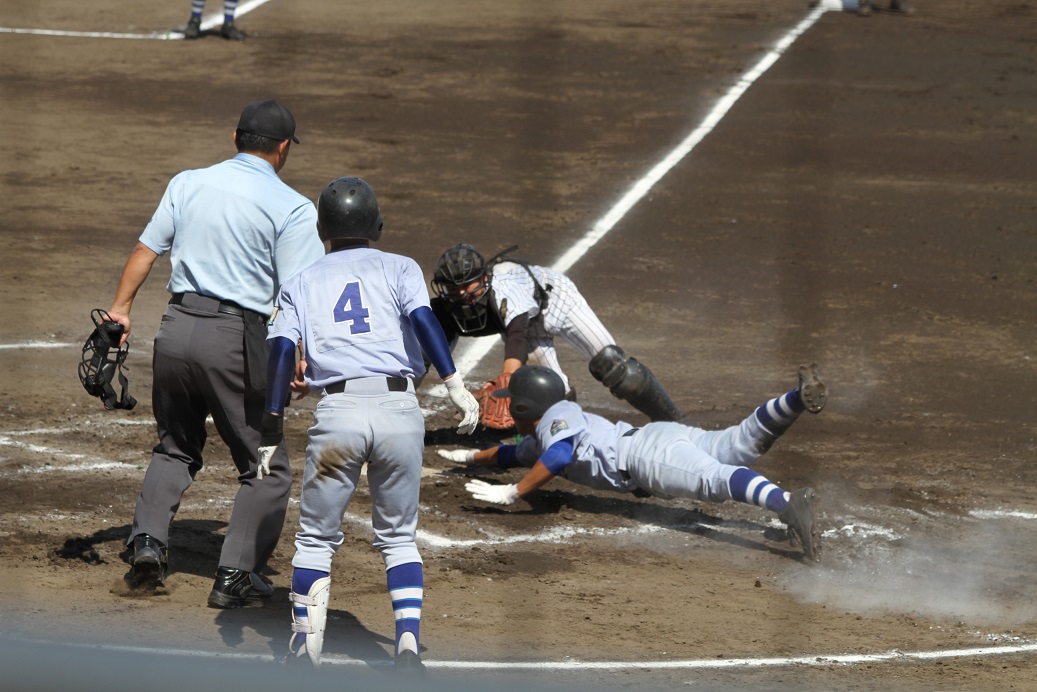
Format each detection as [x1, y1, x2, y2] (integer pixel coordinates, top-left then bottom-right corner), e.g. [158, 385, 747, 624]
[448, 291, 493, 334]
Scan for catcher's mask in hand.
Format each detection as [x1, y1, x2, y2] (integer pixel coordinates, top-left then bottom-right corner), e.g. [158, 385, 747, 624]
[78, 308, 137, 411]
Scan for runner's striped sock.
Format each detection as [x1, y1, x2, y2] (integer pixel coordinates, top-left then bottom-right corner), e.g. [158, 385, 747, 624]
[730, 467, 789, 514]
[754, 388, 805, 436]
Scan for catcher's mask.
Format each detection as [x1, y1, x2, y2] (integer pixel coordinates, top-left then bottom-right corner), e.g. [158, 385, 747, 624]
[493, 364, 565, 421]
[78, 308, 137, 411]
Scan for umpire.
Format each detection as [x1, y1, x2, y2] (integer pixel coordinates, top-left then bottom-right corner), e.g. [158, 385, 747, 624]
[106, 99, 325, 607]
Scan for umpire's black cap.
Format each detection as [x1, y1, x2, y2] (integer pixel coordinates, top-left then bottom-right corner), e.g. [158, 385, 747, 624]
[237, 99, 300, 144]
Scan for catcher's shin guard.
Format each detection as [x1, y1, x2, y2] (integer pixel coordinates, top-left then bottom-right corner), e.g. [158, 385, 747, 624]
[589, 345, 683, 422]
[289, 576, 331, 666]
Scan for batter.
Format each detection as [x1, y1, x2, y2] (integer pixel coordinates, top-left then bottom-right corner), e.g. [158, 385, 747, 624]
[259, 177, 481, 672]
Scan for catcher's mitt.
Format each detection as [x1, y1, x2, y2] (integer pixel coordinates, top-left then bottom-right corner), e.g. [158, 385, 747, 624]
[474, 373, 514, 430]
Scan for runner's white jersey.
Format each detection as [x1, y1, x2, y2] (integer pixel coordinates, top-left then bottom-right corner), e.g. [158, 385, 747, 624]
[268, 247, 430, 388]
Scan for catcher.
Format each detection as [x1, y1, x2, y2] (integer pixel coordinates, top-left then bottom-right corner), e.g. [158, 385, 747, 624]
[441, 363, 828, 562]
[430, 243, 683, 430]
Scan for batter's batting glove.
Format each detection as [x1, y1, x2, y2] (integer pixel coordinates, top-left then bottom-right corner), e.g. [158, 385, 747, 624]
[465, 479, 520, 506]
[437, 448, 477, 464]
[257, 412, 283, 480]
[445, 375, 481, 436]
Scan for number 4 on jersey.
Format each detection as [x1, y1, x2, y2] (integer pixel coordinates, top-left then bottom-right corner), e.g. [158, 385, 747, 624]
[333, 281, 371, 334]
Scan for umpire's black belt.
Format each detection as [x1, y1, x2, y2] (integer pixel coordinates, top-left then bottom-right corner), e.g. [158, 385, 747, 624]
[169, 292, 266, 324]
[324, 377, 409, 394]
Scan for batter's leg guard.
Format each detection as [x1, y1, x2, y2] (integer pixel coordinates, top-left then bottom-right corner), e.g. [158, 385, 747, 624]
[589, 345, 684, 422]
[289, 576, 330, 666]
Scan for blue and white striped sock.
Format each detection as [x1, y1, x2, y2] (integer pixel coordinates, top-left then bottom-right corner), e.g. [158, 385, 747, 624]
[387, 562, 423, 655]
[754, 388, 806, 436]
[729, 467, 789, 514]
[223, 0, 238, 24]
[190, 0, 205, 20]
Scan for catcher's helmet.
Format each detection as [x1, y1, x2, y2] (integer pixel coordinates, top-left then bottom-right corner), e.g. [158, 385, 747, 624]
[493, 365, 566, 421]
[433, 243, 488, 289]
[317, 177, 383, 242]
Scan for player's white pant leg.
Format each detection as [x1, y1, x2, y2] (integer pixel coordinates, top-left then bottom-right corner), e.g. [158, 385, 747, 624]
[366, 390, 425, 569]
[292, 394, 369, 573]
[527, 338, 570, 393]
[541, 274, 614, 359]
[290, 576, 330, 666]
[624, 423, 738, 502]
[684, 412, 774, 468]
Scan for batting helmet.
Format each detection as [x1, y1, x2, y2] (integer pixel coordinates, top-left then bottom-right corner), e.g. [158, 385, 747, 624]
[317, 177, 383, 242]
[492, 365, 566, 421]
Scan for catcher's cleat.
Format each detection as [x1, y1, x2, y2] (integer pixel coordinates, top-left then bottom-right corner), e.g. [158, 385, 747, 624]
[394, 649, 427, 676]
[207, 567, 274, 608]
[183, 16, 201, 39]
[779, 488, 820, 561]
[220, 21, 246, 40]
[797, 363, 827, 414]
[889, 0, 914, 14]
[131, 534, 168, 586]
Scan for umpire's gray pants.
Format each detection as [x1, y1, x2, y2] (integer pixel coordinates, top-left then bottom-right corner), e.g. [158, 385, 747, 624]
[128, 300, 291, 572]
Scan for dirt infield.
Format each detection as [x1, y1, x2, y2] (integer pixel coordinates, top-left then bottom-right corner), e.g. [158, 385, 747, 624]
[2, 1, 1036, 689]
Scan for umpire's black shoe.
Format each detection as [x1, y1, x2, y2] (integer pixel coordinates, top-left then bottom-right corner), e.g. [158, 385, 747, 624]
[131, 534, 168, 585]
[207, 567, 274, 609]
[394, 649, 427, 676]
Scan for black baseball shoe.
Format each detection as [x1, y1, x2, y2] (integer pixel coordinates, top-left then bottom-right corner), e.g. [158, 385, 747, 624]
[183, 16, 201, 39]
[857, 1, 873, 15]
[779, 488, 820, 562]
[220, 21, 246, 40]
[207, 567, 274, 608]
[797, 363, 828, 414]
[394, 649, 427, 676]
[889, 0, 914, 14]
[130, 534, 168, 585]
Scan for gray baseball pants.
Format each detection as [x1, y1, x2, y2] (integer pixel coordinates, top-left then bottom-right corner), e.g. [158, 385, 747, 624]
[127, 295, 291, 572]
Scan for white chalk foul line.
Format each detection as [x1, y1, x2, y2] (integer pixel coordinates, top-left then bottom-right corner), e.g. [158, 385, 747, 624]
[0, 0, 273, 40]
[17, 636, 1037, 671]
[450, 5, 828, 377]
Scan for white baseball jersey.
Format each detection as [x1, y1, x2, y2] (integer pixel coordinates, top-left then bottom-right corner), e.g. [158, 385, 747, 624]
[491, 262, 615, 389]
[268, 247, 431, 388]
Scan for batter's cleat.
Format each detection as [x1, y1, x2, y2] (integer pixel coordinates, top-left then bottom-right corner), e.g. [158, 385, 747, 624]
[857, 0, 873, 15]
[183, 16, 201, 39]
[130, 534, 168, 585]
[889, 0, 914, 14]
[779, 488, 820, 561]
[797, 363, 827, 414]
[394, 649, 427, 676]
[220, 21, 246, 40]
[207, 567, 274, 608]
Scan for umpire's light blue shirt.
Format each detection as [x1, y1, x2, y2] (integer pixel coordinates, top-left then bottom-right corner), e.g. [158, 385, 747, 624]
[139, 153, 324, 315]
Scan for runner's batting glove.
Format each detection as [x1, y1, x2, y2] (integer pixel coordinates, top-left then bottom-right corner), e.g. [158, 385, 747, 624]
[257, 411, 283, 480]
[438, 448, 477, 464]
[465, 479, 520, 505]
[445, 375, 481, 435]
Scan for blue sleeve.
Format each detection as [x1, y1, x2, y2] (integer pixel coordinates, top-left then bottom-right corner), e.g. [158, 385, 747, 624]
[265, 336, 297, 415]
[539, 438, 575, 475]
[411, 305, 456, 378]
[496, 445, 521, 468]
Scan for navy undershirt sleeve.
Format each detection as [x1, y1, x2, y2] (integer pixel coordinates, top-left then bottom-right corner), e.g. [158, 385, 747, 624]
[411, 305, 457, 378]
[496, 445, 520, 468]
[265, 336, 297, 415]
